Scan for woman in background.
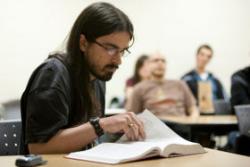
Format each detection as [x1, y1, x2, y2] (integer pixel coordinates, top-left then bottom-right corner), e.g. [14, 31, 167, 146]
[125, 54, 150, 102]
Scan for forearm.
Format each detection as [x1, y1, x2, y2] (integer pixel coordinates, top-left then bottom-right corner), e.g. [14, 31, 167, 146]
[28, 122, 97, 154]
[28, 112, 146, 154]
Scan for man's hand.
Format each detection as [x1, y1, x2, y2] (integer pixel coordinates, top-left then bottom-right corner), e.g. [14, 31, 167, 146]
[99, 112, 146, 141]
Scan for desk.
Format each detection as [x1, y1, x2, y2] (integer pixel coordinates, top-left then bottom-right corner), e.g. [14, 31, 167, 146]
[1, 149, 250, 167]
[159, 115, 238, 143]
[159, 115, 237, 126]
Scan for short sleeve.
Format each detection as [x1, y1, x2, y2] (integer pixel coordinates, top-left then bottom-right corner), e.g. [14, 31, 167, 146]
[25, 88, 69, 143]
[22, 58, 71, 144]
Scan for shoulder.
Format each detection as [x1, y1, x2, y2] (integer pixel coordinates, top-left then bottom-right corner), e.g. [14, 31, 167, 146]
[29, 57, 71, 92]
[42, 57, 69, 74]
[231, 67, 250, 86]
[132, 80, 153, 94]
[232, 66, 250, 79]
[182, 70, 196, 81]
[166, 80, 190, 92]
[207, 72, 222, 85]
[167, 79, 187, 87]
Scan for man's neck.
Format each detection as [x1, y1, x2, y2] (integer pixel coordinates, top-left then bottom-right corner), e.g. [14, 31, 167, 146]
[196, 66, 206, 74]
[141, 76, 150, 81]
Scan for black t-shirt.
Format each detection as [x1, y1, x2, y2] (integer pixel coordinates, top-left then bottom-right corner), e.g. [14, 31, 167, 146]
[20, 57, 105, 154]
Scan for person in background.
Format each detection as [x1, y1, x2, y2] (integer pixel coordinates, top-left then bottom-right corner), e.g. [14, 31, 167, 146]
[109, 54, 150, 108]
[20, 2, 145, 154]
[182, 44, 226, 103]
[125, 54, 150, 102]
[223, 66, 250, 154]
[231, 66, 250, 108]
[126, 52, 199, 118]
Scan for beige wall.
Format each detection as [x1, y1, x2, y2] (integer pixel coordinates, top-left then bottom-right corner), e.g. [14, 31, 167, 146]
[0, 0, 249, 106]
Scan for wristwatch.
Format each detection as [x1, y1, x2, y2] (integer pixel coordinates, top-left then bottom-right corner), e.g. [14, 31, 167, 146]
[89, 117, 104, 137]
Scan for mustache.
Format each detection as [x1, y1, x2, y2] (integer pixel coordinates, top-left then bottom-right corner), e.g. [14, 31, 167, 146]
[105, 64, 119, 69]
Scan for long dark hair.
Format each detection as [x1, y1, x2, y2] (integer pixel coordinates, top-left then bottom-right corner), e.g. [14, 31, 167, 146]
[132, 55, 149, 85]
[53, 2, 134, 124]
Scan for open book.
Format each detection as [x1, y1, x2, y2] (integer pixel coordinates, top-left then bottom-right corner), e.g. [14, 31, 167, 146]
[66, 110, 206, 164]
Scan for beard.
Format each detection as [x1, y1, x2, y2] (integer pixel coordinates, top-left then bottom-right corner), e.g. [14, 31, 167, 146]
[89, 64, 118, 81]
[152, 70, 165, 79]
[84, 51, 119, 81]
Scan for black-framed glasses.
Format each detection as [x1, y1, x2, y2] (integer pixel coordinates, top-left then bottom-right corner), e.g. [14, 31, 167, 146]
[93, 40, 131, 57]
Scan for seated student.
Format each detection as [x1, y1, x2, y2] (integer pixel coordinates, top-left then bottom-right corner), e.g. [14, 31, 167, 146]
[182, 45, 226, 111]
[125, 54, 150, 102]
[126, 52, 199, 118]
[224, 66, 250, 154]
[20, 2, 145, 154]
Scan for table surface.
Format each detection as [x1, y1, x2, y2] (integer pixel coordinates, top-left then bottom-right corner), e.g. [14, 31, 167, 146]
[1, 149, 250, 167]
[159, 115, 237, 125]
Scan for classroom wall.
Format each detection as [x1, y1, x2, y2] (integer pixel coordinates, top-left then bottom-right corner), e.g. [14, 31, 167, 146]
[0, 0, 249, 106]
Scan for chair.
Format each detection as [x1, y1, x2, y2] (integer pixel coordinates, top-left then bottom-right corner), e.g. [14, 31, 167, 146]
[234, 105, 250, 155]
[212, 100, 232, 148]
[0, 119, 22, 155]
[214, 100, 232, 115]
[235, 105, 250, 137]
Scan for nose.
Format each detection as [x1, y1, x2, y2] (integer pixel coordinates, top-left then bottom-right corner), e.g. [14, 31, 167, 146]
[112, 53, 122, 65]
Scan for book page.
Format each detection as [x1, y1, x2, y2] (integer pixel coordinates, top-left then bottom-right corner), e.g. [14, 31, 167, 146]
[118, 110, 205, 156]
[66, 142, 160, 164]
[118, 109, 183, 142]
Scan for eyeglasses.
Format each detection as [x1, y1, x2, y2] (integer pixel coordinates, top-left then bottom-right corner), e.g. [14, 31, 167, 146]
[93, 40, 131, 57]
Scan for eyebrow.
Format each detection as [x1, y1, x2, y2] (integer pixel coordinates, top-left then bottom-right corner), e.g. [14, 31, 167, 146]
[102, 42, 129, 51]
[151, 58, 166, 62]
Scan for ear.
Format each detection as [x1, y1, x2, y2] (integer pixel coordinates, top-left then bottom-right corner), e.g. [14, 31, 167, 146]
[79, 34, 88, 52]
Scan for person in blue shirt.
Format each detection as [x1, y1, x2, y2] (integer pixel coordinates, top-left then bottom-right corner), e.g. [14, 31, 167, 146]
[182, 44, 227, 102]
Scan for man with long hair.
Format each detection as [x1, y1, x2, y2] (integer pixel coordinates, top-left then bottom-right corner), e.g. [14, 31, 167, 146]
[20, 2, 145, 154]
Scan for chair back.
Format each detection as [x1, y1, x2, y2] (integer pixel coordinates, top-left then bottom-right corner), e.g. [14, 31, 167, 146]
[0, 119, 22, 155]
[235, 105, 250, 137]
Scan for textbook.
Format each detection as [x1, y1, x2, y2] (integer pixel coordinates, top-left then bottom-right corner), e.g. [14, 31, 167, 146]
[66, 110, 206, 164]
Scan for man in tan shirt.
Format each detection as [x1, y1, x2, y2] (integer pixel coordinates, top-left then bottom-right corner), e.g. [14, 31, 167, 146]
[126, 53, 199, 117]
